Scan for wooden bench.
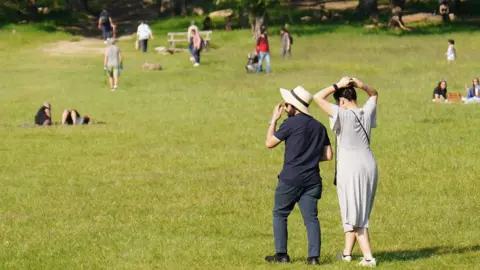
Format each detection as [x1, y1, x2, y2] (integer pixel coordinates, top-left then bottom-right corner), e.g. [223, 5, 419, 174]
[167, 31, 212, 49]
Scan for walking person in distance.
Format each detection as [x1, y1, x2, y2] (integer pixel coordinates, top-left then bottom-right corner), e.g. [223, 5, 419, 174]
[313, 77, 379, 267]
[136, 21, 154, 53]
[264, 86, 332, 265]
[104, 38, 123, 91]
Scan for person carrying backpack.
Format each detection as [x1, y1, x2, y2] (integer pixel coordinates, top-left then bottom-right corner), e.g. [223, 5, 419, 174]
[280, 27, 292, 59]
[98, 9, 114, 43]
[189, 29, 203, 67]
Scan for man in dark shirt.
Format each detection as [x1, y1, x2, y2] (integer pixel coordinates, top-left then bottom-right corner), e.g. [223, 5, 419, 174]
[98, 9, 113, 43]
[265, 86, 332, 265]
[34, 102, 52, 126]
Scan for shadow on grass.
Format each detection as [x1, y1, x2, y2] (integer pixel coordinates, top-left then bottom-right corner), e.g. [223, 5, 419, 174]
[376, 245, 480, 262]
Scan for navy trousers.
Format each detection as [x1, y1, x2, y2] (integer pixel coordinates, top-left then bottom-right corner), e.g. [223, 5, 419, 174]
[273, 180, 322, 258]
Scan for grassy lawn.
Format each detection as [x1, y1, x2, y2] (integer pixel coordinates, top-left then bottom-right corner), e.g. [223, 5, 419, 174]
[0, 21, 479, 269]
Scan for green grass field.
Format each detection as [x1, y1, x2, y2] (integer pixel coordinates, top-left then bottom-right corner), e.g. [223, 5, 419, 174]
[0, 22, 479, 269]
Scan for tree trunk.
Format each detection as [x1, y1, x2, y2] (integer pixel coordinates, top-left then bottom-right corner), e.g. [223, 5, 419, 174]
[25, 0, 38, 21]
[159, 0, 174, 16]
[65, 0, 85, 12]
[389, 0, 409, 30]
[179, 0, 186, 16]
[358, 0, 378, 20]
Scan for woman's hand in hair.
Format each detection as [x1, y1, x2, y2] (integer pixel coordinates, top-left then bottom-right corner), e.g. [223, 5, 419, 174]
[351, 77, 364, 89]
[352, 77, 378, 97]
[337, 76, 352, 88]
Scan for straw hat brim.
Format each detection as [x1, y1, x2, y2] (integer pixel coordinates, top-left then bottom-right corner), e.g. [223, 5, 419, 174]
[280, 88, 311, 116]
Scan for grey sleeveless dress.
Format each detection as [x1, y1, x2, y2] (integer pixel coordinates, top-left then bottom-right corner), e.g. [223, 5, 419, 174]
[330, 97, 378, 232]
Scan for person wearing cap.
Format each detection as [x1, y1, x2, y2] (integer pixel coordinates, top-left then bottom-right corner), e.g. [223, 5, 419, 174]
[34, 102, 52, 126]
[313, 77, 378, 267]
[264, 86, 332, 265]
[256, 26, 271, 73]
[104, 38, 123, 91]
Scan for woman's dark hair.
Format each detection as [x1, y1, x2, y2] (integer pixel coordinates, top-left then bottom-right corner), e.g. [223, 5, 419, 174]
[333, 86, 357, 102]
[435, 80, 447, 92]
[280, 26, 288, 33]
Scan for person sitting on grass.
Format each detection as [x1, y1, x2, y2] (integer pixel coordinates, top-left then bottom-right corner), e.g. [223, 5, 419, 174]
[246, 52, 259, 72]
[61, 109, 90, 125]
[462, 77, 480, 103]
[34, 102, 52, 126]
[432, 79, 448, 103]
[104, 38, 123, 91]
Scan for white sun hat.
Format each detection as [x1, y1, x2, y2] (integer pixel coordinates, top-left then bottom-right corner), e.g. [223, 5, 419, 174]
[280, 86, 313, 115]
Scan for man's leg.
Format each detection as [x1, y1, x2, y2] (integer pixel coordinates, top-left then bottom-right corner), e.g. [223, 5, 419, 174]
[102, 25, 108, 41]
[256, 53, 265, 72]
[141, 39, 147, 52]
[265, 53, 271, 73]
[107, 69, 114, 89]
[298, 184, 322, 258]
[113, 68, 119, 89]
[273, 180, 300, 255]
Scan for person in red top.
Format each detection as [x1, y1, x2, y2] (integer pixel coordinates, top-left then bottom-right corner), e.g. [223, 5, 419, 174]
[256, 26, 271, 73]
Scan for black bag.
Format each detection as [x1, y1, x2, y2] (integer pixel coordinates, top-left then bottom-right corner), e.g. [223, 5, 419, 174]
[334, 111, 370, 186]
[289, 35, 293, 45]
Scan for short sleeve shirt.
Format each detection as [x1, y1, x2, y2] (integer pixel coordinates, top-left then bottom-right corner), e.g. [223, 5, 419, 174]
[274, 113, 331, 187]
[433, 88, 447, 99]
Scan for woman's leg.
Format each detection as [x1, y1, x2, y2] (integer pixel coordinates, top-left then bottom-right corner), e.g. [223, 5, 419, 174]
[343, 231, 356, 256]
[355, 228, 373, 260]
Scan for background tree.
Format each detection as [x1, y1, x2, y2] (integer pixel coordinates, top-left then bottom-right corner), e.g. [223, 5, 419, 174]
[357, 0, 379, 22]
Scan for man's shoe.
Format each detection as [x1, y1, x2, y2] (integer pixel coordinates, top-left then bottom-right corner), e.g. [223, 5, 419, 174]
[305, 257, 320, 265]
[264, 253, 290, 263]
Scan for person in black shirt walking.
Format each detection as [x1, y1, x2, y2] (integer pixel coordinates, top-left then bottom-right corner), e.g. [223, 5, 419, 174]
[265, 86, 332, 265]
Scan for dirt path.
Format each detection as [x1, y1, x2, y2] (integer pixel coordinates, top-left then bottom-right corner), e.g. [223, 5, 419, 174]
[41, 35, 134, 56]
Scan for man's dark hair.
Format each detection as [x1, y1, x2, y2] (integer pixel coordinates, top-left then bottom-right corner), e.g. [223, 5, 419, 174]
[260, 25, 267, 34]
[280, 26, 287, 33]
[333, 86, 357, 102]
[448, 39, 455, 45]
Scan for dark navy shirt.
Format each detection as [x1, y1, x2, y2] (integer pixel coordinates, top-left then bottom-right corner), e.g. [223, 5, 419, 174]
[274, 113, 330, 187]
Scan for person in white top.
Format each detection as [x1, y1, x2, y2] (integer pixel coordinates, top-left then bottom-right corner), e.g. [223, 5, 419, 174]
[137, 21, 154, 53]
[445, 39, 455, 62]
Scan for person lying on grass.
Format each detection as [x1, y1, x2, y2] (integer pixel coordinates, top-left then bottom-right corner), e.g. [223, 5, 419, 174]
[61, 109, 90, 125]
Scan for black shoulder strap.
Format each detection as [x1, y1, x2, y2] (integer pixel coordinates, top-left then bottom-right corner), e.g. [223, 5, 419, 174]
[351, 111, 370, 145]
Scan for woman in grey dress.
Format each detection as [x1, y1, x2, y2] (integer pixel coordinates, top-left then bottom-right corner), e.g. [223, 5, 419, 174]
[313, 77, 378, 267]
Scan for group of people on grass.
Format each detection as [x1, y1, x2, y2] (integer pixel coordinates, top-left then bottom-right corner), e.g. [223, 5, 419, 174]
[34, 102, 90, 126]
[246, 25, 292, 73]
[432, 77, 480, 104]
[265, 76, 379, 266]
